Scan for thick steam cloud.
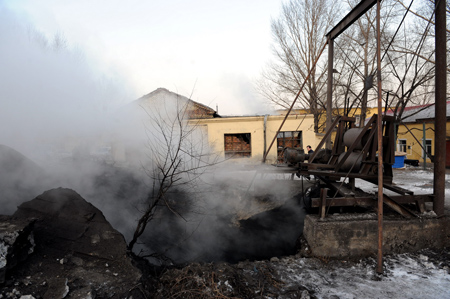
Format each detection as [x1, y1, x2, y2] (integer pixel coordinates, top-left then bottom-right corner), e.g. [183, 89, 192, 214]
[0, 6, 309, 265]
[0, 7, 132, 162]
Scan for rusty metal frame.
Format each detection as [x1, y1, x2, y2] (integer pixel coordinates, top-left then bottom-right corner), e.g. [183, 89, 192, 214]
[326, 0, 380, 40]
[299, 114, 394, 182]
[434, 0, 446, 217]
[298, 112, 430, 220]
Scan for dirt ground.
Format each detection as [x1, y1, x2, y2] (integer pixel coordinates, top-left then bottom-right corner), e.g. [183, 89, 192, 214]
[139, 245, 450, 299]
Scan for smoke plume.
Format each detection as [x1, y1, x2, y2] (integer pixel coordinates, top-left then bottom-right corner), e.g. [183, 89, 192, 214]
[0, 6, 309, 265]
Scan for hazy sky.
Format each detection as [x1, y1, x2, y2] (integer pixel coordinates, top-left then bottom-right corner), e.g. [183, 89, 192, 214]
[3, 0, 281, 115]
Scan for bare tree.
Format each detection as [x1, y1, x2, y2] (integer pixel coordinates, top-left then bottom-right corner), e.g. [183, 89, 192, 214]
[127, 97, 218, 252]
[333, 0, 442, 133]
[332, 0, 403, 124]
[381, 0, 444, 122]
[259, 0, 444, 132]
[257, 0, 341, 133]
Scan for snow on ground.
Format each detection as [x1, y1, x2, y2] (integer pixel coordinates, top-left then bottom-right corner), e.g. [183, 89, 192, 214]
[272, 166, 450, 299]
[143, 166, 450, 298]
[272, 249, 450, 299]
[354, 166, 450, 207]
[156, 247, 450, 298]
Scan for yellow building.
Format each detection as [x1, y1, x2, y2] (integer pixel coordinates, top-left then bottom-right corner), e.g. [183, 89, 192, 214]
[278, 106, 383, 132]
[111, 88, 318, 165]
[118, 88, 414, 166]
[388, 102, 450, 164]
[193, 114, 317, 164]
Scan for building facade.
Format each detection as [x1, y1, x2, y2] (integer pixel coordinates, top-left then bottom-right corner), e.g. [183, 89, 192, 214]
[193, 114, 318, 164]
[390, 102, 450, 164]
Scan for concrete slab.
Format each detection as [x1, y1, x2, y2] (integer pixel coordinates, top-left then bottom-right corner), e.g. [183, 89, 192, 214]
[303, 213, 450, 258]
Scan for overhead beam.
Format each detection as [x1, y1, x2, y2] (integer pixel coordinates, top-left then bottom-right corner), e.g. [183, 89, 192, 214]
[326, 0, 379, 40]
[325, 0, 379, 152]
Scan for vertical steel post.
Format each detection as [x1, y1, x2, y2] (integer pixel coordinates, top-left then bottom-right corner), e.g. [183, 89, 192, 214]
[262, 41, 328, 163]
[394, 123, 397, 151]
[376, 0, 384, 275]
[423, 122, 427, 170]
[433, 0, 446, 217]
[326, 39, 334, 150]
[320, 188, 329, 219]
[263, 114, 268, 159]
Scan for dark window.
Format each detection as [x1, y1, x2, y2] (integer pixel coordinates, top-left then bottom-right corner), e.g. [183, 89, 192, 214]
[224, 133, 251, 158]
[424, 139, 432, 158]
[277, 131, 302, 161]
[398, 139, 407, 153]
[355, 115, 361, 127]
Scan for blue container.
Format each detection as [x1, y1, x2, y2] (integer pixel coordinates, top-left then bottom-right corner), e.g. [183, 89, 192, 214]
[393, 155, 405, 168]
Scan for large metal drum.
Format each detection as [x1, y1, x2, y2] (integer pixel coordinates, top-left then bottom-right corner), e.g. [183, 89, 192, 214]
[283, 148, 307, 165]
[338, 151, 363, 172]
[343, 128, 371, 150]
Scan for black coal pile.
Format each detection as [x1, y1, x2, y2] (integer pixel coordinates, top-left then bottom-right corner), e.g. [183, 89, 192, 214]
[0, 144, 315, 298]
[228, 196, 306, 262]
[133, 181, 311, 265]
[0, 188, 145, 298]
[0, 144, 51, 215]
[0, 216, 35, 284]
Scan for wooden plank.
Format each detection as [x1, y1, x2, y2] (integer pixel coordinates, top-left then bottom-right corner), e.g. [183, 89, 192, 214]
[328, 182, 355, 197]
[298, 163, 335, 170]
[383, 183, 414, 195]
[311, 194, 433, 208]
[319, 188, 329, 219]
[415, 198, 426, 214]
[320, 176, 355, 197]
[383, 194, 417, 218]
[305, 170, 390, 182]
[312, 196, 375, 208]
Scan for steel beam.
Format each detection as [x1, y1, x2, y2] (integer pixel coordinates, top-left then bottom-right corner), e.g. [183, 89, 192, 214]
[433, 0, 446, 217]
[326, 39, 334, 150]
[376, 0, 384, 275]
[326, 0, 379, 40]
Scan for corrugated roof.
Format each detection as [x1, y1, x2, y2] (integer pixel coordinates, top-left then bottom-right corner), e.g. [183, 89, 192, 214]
[385, 101, 450, 122]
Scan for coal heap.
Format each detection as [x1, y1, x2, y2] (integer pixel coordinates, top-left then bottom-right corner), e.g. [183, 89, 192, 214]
[227, 196, 306, 262]
[1, 188, 144, 298]
[0, 144, 49, 215]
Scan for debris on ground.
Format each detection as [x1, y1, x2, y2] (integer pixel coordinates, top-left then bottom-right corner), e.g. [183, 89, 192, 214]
[142, 247, 450, 299]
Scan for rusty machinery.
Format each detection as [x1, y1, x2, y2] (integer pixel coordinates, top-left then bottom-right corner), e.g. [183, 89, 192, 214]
[285, 114, 433, 219]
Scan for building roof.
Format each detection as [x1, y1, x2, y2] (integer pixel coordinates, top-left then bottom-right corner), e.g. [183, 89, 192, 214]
[385, 101, 450, 122]
[134, 88, 220, 119]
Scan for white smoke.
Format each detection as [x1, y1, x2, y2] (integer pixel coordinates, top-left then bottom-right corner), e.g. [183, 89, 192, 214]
[0, 5, 309, 265]
[0, 7, 133, 163]
[0, 6, 136, 214]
